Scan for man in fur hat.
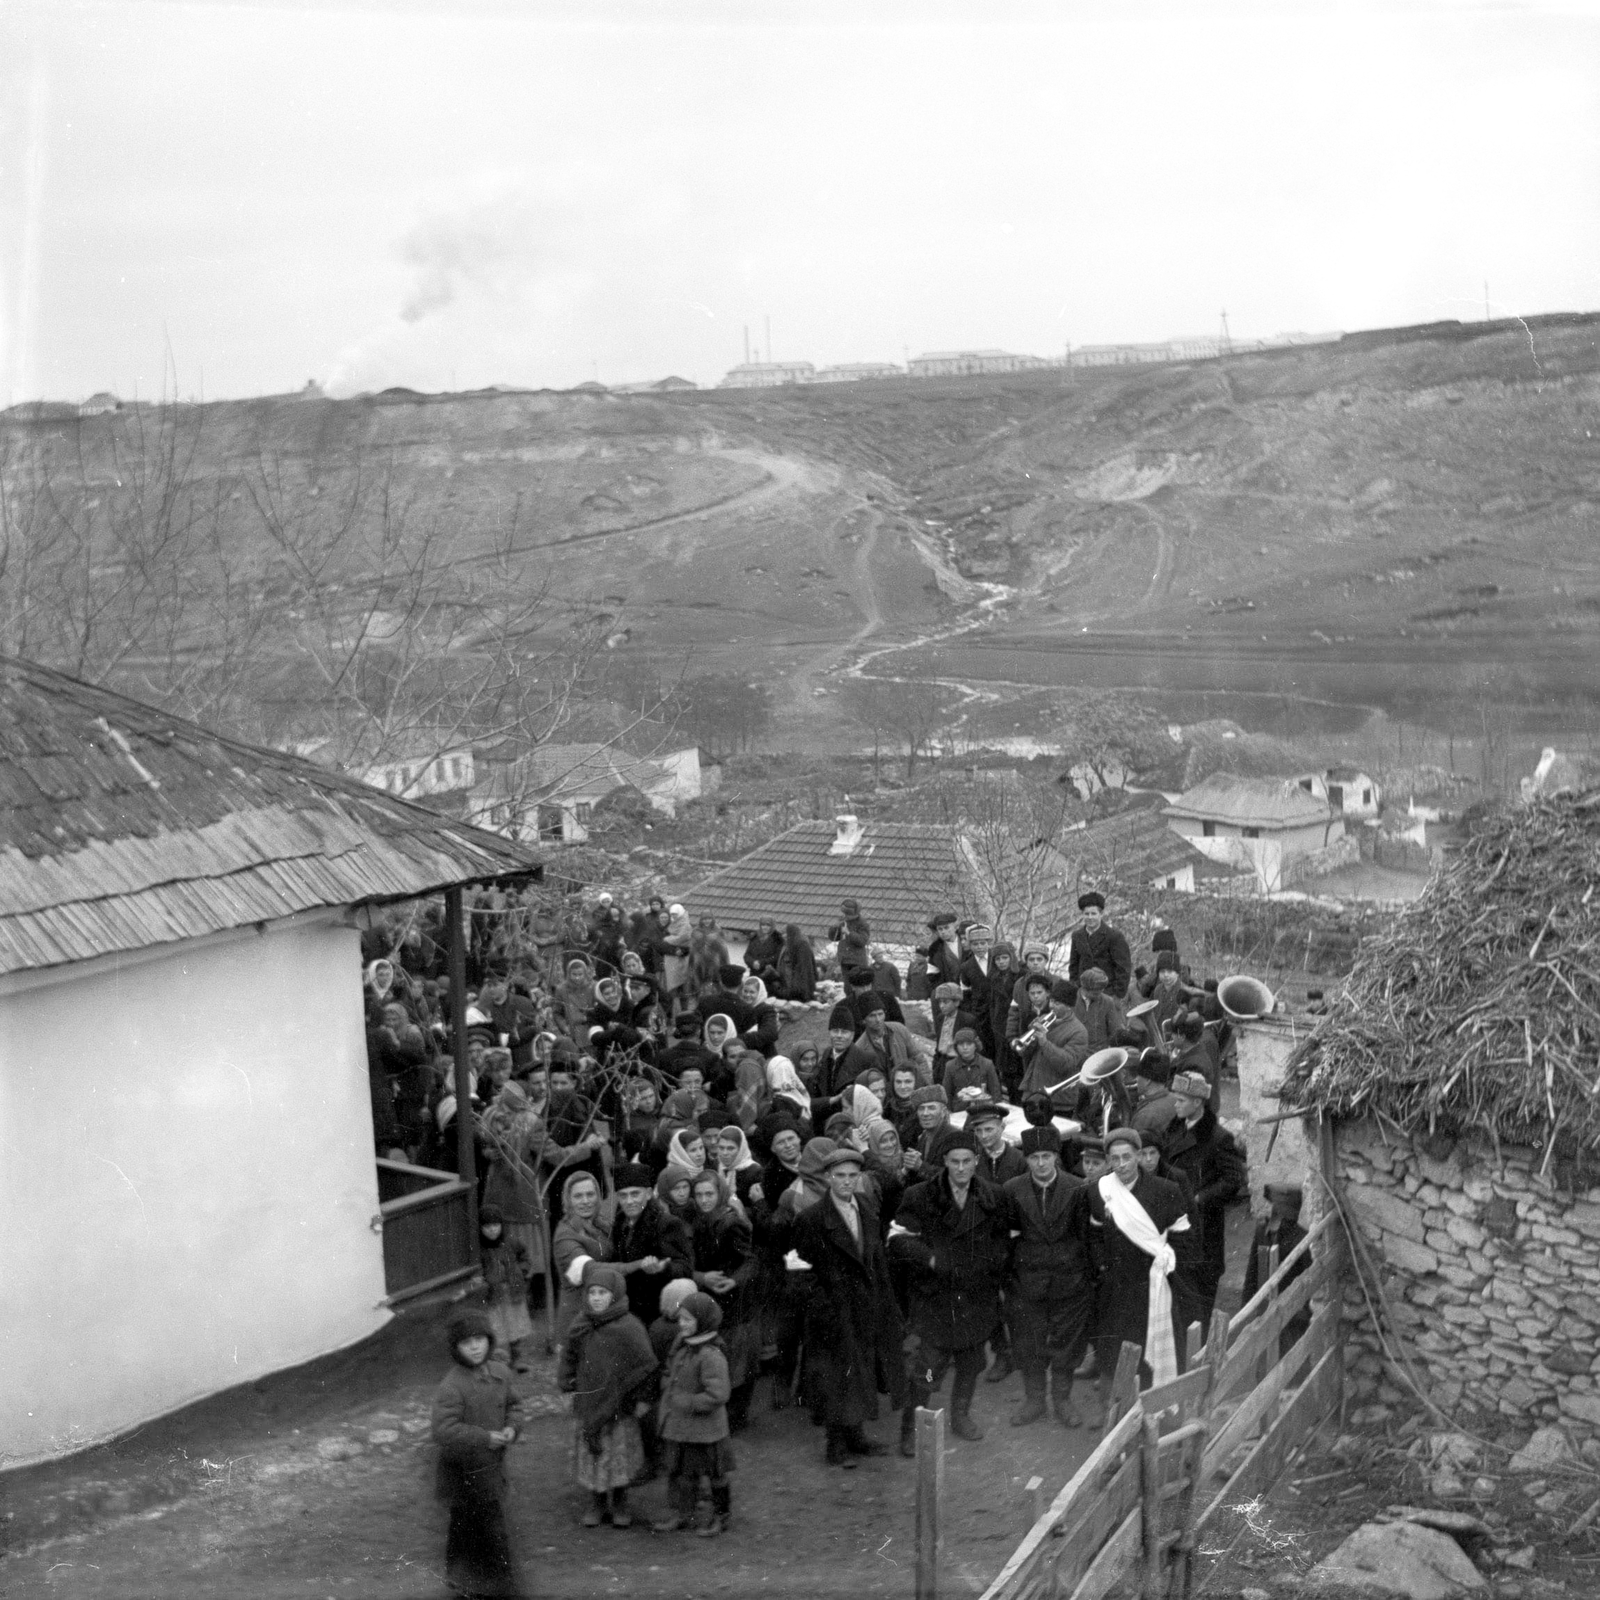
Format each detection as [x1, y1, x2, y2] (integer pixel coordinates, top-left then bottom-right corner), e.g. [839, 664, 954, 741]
[1160, 1072, 1246, 1325]
[1068, 893, 1132, 1002]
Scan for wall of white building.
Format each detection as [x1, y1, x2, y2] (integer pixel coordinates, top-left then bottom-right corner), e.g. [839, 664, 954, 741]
[0, 919, 389, 1468]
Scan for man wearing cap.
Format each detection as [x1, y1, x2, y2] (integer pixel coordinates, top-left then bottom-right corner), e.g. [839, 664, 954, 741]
[1015, 978, 1091, 1114]
[1074, 967, 1126, 1054]
[1129, 1050, 1179, 1141]
[890, 1130, 1019, 1448]
[957, 923, 999, 1054]
[819, 1002, 863, 1097]
[1003, 1127, 1095, 1427]
[967, 1098, 1025, 1386]
[1085, 1128, 1192, 1401]
[1069, 894, 1132, 1003]
[1168, 1010, 1221, 1098]
[923, 909, 964, 991]
[841, 994, 934, 1088]
[793, 1147, 908, 1466]
[828, 899, 873, 985]
[906, 1084, 960, 1175]
[846, 962, 905, 1026]
[1160, 1072, 1246, 1325]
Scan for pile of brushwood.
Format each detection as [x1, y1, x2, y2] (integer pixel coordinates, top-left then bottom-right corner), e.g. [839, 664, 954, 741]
[1281, 789, 1600, 1161]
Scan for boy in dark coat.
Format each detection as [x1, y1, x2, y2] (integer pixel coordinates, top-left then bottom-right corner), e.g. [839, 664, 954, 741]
[1068, 893, 1132, 1001]
[889, 1132, 1017, 1449]
[431, 1308, 524, 1598]
[792, 1147, 908, 1466]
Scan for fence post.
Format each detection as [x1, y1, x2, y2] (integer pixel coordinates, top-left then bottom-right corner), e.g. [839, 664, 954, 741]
[1140, 1412, 1164, 1600]
[916, 1405, 945, 1600]
[1107, 1340, 1143, 1430]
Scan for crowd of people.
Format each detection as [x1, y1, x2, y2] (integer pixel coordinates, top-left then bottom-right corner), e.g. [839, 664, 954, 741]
[391, 887, 1274, 1599]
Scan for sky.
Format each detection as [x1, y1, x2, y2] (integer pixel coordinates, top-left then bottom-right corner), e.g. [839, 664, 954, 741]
[3, 0, 1600, 404]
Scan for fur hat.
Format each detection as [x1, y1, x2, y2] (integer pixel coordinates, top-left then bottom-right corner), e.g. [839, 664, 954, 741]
[952, 1026, 979, 1047]
[718, 964, 746, 987]
[857, 992, 887, 1017]
[1155, 950, 1181, 974]
[1020, 1126, 1062, 1156]
[927, 909, 958, 930]
[1105, 1127, 1142, 1152]
[910, 1084, 949, 1107]
[1151, 929, 1179, 954]
[828, 1001, 857, 1031]
[1079, 966, 1109, 990]
[680, 1292, 723, 1335]
[821, 1146, 865, 1171]
[659, 1277, 697, 1321]
[615, 1162, 655, 1192]
[1170, 1070, 1213, 1102]
[1049, 976, 1078, 1005]
[1078, 892, 1106, 912]
[1021, 1092, 1056, 1127]
[942, 1128, 979, 1155]
[446, 1307, 494, 1356]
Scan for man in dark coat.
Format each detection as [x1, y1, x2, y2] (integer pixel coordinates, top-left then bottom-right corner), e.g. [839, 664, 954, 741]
[828, 899, 872, 983]
[983, 941, 1020, 1075]
[1241, 1183, 1311, 1356]
[846, 964, 905, 1025]
[658, 1011, 719, 1086]
[743, 918, 784, 985]
[793, 1147, 909, 1466]
[956, 923, 998, 1054]
[889, 1131, 1017, 1448]
[1085, 1128, 1193, 1401]
[608, 1162, 695, 1330]
[923, 909, 964, 990]
[819, 1003, 863, 1098]
[1159, 1072, 1246, 1326]
[1003, 1127, 1096, 1427]
[968, 1100, 1025, 1385]
[1068, 893, 1132, 1002]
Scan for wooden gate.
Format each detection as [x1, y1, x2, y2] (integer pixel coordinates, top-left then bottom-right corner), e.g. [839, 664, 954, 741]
[966, 1209, 1347, 1600]
[374, 1157, 478, 1303]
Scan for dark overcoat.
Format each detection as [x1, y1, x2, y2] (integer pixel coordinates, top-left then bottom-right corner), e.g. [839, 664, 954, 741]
[1068, 924, 1133, 1001]
[1160, 1107, 1245, 1282]
[889, 1173, 1015, 1350]
[1085, 1171, 1190, 1350]
[608, 1198, 694, 1328]
[1003, 1171, 1094, 1303]
[793, 1193, 907, 1426]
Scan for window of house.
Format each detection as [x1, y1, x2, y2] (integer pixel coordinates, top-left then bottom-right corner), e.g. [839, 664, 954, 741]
[1327, 785, 1344, 810]
[1202, 820, 1216, 837]
[574, 801, 593, 824]
[1298, 777, 1314, 792]
[1363, 788, 1373, 806]
[1243, 827, 1261, 839]
[1165, 876, 1177, 889]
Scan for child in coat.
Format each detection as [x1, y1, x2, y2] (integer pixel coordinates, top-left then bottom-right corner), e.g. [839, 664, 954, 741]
[651, 1292, 735, 1537]
[941, 1029, 1004, 1107]
[477, 1204, 535, 1372]
[431, 1307, 524, 1598]
[558, 1263, 658, 1528]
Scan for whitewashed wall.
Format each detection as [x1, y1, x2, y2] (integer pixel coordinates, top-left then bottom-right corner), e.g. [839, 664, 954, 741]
[0, 919, 389, 1468]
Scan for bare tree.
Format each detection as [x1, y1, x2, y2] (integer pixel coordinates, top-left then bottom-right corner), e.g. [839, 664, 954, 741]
[843, 677, 960, 780]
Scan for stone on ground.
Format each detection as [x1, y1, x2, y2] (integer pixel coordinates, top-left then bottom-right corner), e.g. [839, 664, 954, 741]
[1307, 1519, 1487, 1596]
[1507, 1426, 1574, 1473]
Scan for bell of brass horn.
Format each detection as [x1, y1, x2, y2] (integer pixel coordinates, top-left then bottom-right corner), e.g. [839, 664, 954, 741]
[1044, 1047, 1128, 1097]
[1218, 975, 1276, 1021]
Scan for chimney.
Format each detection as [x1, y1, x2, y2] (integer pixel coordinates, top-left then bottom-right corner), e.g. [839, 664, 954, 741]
[829, 813, 863, 856]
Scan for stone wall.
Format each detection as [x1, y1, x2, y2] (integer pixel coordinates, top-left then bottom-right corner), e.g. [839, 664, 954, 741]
[1336, 1118, 1600, 1432]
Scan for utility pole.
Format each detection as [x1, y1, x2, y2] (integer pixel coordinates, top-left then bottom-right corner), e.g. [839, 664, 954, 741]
[1219, 310, 1232, 354]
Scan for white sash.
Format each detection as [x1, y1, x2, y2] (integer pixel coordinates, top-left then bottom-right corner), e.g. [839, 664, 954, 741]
[1098, 1173, 1190, 1386]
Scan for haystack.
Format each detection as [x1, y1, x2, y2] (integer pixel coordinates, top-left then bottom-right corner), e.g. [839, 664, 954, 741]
[1281, 790, 1600, 1161]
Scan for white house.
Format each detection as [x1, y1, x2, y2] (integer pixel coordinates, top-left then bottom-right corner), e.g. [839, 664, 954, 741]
[360, 740, 476, 800]
[1294, 765, 1381, 819]
[469, 741, 701, 843]
[1165, 774, 1343, 894]
[717, 362, 815, 389]
[0, 657, 538, 1467]
[907, 349, 1050, 378]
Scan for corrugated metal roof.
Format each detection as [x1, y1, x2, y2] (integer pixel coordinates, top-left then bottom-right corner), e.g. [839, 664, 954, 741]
[1164, 773, 1332, 829]
[0, 656, 542, 978]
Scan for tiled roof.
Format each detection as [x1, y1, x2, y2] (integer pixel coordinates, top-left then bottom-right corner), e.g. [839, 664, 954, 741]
[688, 819, 1087, 943]
[1062, 805, 1232, 885]
[1164, 774, 1332, 829]
[0, 656, 541, 978]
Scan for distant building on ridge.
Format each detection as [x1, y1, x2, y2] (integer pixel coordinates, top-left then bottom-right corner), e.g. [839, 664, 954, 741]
[907, 350, 1049, 378]
[718, 361, 815, 389]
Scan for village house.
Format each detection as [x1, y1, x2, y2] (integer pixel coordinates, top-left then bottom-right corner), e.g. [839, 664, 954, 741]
[1294, 764, 1382, 819]
[468, 741, 708, 843]
[1060, 799, 1242, 895]
[1164, 773, 1344, 893]
[907, 349, 1050, 378]
[359, 739, 476, 803]
[0, 657, 539, 1468]
[716, 361, 816, 389]
[1277, 791, 1600, 1436]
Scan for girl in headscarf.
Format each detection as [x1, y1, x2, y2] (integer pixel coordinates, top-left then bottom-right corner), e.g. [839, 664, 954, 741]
[775, 923, 816, 1003]
[728, 1055, 766, 1133]
[665, 1126, 707, 1176]
[688, 1168, 758, 1430]
[859, 1117, 909, 1226]
[559, 956, 597, 1037]
[764, 1056, 815, 1133]
[839, 1083, 883, 1152]
[558, 1261, 657, 1527]
[713, 1124, 763, 1209]
[702, 1013, 737, 1056]
[552, 1170, 613, 1348]
[655, 1165, 697, 1226]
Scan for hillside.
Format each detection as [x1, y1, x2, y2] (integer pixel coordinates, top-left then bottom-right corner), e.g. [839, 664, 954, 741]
[4, 315, 1599, 751]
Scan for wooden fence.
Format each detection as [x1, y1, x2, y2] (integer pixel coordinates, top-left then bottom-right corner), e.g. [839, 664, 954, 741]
[373, 1157, 477, 1303]
[956, 1209, 1347, 1600]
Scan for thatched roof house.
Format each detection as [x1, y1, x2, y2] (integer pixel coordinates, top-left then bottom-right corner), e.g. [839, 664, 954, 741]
[1281, 790, 1600, 1159]
[1280, 791, 1600, 1434]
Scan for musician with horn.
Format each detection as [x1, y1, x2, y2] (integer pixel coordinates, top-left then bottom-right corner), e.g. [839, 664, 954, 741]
[1068, 893, 1132, 1004]
[1015, 977, 1090, 1115]
[1074, 966, 1125, 1053]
